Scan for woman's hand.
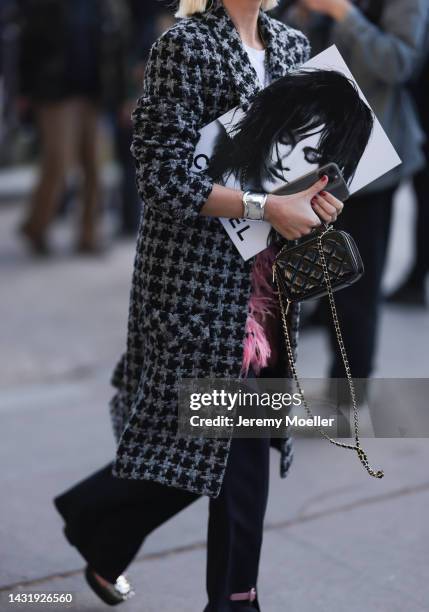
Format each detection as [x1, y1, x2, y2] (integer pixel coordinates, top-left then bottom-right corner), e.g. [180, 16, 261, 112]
[298, 0, 352, 21]
[264, 175, 344, 240]
[311, 189, 344, 224]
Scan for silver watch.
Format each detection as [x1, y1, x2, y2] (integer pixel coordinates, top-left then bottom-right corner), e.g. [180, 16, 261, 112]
[242, 191, 268, 221]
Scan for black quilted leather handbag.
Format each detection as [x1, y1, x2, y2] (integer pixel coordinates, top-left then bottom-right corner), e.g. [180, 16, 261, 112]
[273, 224, 384, 479]
[273, 225, 364, 302]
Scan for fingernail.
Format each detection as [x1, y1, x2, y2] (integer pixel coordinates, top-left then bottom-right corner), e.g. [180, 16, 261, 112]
[322, 175, 328, 182]
[321, 191, 328, 196]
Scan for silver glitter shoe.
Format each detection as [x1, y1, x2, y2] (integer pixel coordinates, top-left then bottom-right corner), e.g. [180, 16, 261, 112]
[85, 566, 135, 606]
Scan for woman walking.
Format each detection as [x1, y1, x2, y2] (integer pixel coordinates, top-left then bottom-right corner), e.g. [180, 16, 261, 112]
[54, 1, 344, 609]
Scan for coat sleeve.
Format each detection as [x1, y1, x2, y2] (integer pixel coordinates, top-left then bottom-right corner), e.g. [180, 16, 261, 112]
[131, 28, 214, 223]
[333, 0, 429, 85]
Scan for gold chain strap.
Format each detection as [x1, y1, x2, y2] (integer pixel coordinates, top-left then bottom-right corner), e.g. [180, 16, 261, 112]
[274, 229, 384, 479]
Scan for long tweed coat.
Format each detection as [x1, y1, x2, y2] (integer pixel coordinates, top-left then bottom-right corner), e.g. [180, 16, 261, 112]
[110, 0, 310, 498]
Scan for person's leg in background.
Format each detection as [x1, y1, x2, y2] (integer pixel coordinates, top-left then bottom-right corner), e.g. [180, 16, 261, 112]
[387, 152, 429, 305]
[412, 157, 429, 289]
[328, 186, 397, 381]
[54, 462, 200, 584]
[205, 436, 270, 612]
[387, 55, 429, 305]
[114, 107, 142, 237]
[408, 65, 429, 298]
[76, 98, 103, 252]
[20, 100, 77, 253]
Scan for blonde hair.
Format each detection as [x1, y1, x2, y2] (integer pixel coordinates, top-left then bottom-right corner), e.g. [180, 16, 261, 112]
[175, 0, 278, 18]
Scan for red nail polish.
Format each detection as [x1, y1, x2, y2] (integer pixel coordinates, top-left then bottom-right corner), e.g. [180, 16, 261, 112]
[321, 191, 327, 196]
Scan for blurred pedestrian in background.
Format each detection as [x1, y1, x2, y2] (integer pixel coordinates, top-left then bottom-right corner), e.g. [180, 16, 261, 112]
[115, 0, 174, 237]
[17, 0, 129, 255]
[0, 0, 20, 155]
[387, 48, 429, 306]
[285, 0, 429, 384]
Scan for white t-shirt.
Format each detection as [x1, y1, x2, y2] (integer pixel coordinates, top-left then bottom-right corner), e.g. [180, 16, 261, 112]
[243, 43, 268, 88]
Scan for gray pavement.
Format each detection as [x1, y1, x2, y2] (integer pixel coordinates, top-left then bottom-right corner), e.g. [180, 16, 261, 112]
[1, 187, 429, 612]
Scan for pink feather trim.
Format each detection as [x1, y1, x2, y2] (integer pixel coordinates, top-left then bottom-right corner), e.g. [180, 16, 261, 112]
[241, 245, 279, 377]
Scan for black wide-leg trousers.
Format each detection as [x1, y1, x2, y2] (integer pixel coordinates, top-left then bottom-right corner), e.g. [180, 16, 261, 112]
[54, 437, 270, 611]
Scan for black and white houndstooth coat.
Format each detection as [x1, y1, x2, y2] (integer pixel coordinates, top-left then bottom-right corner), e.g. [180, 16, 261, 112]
[110, 0, 310, 498]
